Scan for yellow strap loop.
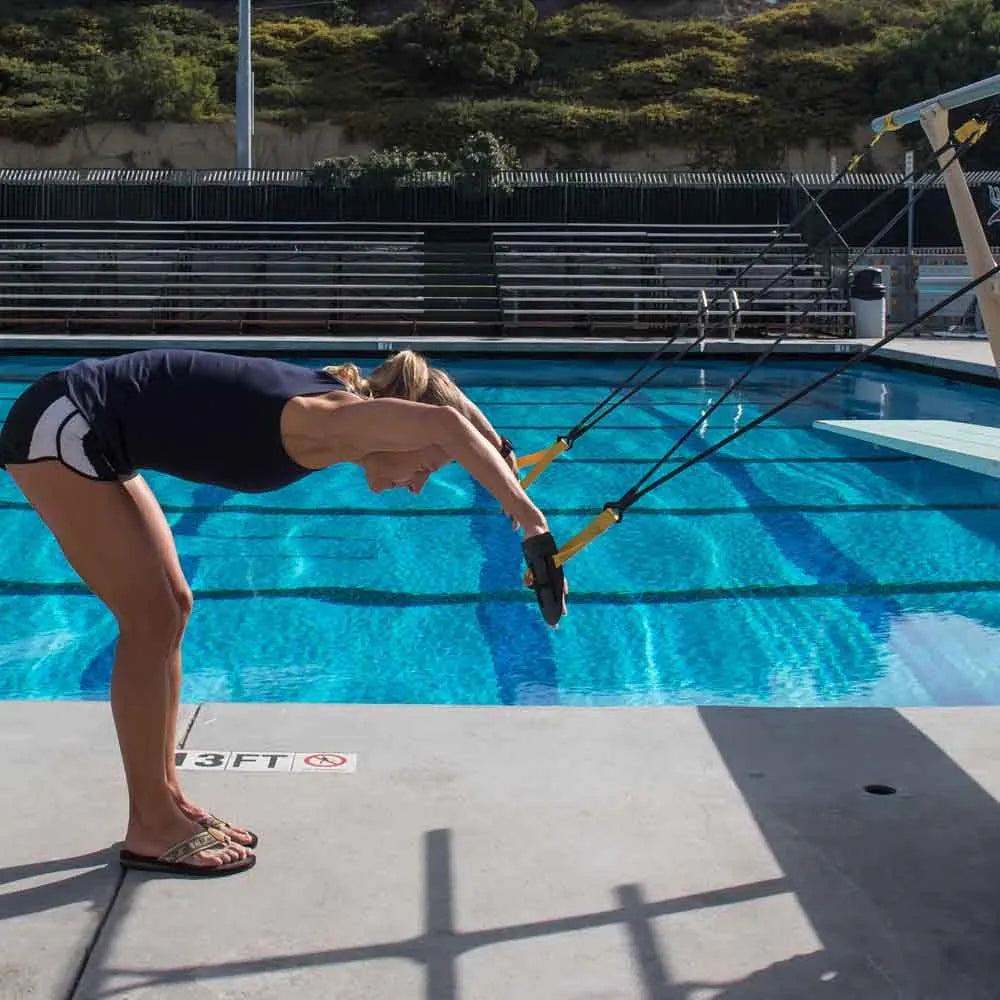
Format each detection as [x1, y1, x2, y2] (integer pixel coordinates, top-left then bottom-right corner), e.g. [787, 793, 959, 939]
[847, 151, 867, 172]
[553, 507, 621, 567]
[518, 438, 569, 489]
[873, 111, 897, 136]
[954, 116, 990, 146]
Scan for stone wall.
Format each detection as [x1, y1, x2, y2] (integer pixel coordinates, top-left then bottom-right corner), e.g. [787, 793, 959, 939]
[0, 120, 906, 173]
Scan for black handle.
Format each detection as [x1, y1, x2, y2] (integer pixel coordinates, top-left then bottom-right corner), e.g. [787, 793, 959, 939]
[521, 532, 565, 626]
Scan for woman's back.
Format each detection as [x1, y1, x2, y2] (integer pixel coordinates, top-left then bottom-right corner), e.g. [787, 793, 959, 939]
[63, 349, 341, 491]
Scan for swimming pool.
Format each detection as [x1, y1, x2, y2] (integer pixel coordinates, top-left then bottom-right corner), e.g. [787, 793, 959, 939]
[2, 352, 1000, 707]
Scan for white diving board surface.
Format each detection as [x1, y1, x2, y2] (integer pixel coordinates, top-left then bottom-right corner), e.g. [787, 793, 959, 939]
[813, 419, 1000, 479]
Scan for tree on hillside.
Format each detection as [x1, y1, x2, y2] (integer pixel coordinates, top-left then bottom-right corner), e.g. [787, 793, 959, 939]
[88, 25, 219, 122]
[318, 1, 357, 24]
[387, 0, 540, 89]
[866, 0, 1000, 166]
[872, 0, 1000, 109]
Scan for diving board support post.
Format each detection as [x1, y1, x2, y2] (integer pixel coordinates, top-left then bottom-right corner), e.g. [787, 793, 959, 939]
[871, 73, 1000, 134]
[814, 419, 1000, 480]
[916, 99, 1000, 373]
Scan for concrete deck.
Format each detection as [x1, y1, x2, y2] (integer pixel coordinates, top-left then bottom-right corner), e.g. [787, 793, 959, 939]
[3, 335, 1000, 1000]
[6, 704, 1000, 1000]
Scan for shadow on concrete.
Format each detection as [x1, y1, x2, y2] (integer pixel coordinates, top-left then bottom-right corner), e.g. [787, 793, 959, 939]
[78, 829, 791, 1000]
[63, 708, 1000, 999]
[0, 846, 120, 921]
[699, 706, 1000, 999]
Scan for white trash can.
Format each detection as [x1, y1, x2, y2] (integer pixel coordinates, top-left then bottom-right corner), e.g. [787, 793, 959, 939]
[849, 266, 886, 339]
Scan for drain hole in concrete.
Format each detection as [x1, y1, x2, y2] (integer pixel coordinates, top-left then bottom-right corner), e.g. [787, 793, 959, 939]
[864, 783, 897, 795]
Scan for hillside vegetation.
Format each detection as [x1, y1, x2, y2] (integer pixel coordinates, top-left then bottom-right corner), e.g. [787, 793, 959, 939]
[1, 0, 998, 168]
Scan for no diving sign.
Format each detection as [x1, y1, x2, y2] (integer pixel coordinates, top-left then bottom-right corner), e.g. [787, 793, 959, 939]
[175, 750, 357, 773]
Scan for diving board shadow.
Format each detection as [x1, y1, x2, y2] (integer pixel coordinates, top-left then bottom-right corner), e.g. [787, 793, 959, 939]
[814, 419, 1000, 479]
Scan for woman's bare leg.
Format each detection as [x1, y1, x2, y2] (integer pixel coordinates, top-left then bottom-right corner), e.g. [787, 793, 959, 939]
[8, 461, 250, 868]
[124, 475, 255, 846]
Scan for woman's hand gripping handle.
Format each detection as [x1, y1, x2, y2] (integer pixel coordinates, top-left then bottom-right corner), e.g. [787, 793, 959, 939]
[522, 531, 567, 627]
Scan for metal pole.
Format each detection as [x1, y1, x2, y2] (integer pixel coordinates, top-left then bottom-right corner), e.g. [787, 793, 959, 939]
[905, 149, 915, 256]
[236, 0, 253, 169]
[871, 72, 1000, 134]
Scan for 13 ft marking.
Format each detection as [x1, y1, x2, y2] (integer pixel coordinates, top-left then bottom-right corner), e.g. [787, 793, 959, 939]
[175, 751, 357, 773]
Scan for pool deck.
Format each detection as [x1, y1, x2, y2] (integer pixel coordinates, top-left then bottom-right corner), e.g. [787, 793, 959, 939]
[0, 328, 997, 379]
[4, 334, 1000, 1000]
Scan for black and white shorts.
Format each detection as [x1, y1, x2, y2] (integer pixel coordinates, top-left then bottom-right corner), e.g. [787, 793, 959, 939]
[0, 373, 122, 481]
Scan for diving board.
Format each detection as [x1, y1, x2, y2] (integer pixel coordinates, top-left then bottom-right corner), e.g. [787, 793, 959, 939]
[814, 419, 1000, 478]
[870, 72, 1000, 134]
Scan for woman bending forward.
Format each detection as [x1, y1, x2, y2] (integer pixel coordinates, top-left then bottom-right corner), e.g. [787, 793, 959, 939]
[0, 347, 564, 877]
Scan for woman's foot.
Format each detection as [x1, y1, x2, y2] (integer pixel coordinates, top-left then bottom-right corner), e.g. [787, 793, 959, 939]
[171, 790, 258, 848]
[120, 837, 255, 877]
[194, 813, 259, 849]
[123, 810, 253, 872]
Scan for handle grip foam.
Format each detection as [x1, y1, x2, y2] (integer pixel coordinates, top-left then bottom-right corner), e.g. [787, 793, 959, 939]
[522, 532, 566, 627]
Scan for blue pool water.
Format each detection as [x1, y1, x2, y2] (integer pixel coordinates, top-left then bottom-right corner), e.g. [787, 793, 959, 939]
[2, 353, 1000, 706]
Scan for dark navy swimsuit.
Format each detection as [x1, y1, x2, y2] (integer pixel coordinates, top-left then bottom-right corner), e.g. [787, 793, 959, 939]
[0, 349, 347, 492]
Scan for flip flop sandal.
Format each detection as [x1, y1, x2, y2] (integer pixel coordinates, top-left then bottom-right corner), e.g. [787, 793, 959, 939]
[120, 828, 256, 878]
[199, 814, 259, 849]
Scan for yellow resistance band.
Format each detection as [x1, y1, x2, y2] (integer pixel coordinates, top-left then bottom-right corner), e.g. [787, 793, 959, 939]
[847, 150, 868, 172]
[517, 437, 569, 489]
[954, 116, 991, 146]
[553, 506, 621, 567]
[875, 111, 899, 135]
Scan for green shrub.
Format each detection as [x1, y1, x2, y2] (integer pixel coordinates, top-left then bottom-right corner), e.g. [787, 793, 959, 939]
[0, 0, 994, 168]
[253, 17, 378, 55]
[607, 47, 744, 100]
[249, 19, 403, 118]
[0, 53, 87, 113]
[88, 25, 220, 121]
[742, 0, 879, 49]
[537, 2, 673, 73]
[308, 131, 518, 192]
[387, 0, 539, 89]
[356, 97, 634, 151]
[869, 0, 1000, 110]
[316, 1, 357, 25]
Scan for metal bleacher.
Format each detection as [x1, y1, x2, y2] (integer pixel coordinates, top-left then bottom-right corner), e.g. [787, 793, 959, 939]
[915, 259, 993, 338]
[0, 221, 854, 337]
[493, 223, 853, 337]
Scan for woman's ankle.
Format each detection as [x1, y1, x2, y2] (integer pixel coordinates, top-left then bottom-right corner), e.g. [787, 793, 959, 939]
[127, 800, 192, 835]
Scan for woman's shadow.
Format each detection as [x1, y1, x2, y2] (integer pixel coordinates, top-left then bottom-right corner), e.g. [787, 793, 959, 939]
[0, 846, 121, 921]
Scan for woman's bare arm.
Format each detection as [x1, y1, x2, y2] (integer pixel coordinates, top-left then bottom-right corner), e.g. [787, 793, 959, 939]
[453, 389, 520, 477]
[320, 396, 547, 534]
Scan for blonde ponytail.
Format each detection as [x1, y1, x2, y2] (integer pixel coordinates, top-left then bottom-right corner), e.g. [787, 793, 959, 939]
[368, 349, 430, 401]
[322, 361, 372, 397]
[324, 350, 467, 412]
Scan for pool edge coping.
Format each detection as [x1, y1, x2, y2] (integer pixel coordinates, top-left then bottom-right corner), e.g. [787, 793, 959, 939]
[0, 332, 996, 382]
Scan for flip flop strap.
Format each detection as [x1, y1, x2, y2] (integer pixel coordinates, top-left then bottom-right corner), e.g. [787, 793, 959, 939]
[160, 828, 227, 864]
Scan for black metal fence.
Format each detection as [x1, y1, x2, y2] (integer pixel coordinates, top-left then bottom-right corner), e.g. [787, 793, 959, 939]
[0, 168, 994, 247]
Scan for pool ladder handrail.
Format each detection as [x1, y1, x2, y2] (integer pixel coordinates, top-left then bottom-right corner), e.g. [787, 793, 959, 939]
[696, 289, 709, 338]
[728, 287, 741, 340]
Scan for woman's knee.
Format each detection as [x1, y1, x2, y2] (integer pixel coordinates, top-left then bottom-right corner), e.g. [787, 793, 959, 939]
[115, 588, 191, 648]
[173, 583, 194, 628]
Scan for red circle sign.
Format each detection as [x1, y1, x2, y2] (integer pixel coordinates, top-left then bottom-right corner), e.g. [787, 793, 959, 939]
[302, 753, 348, 768]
